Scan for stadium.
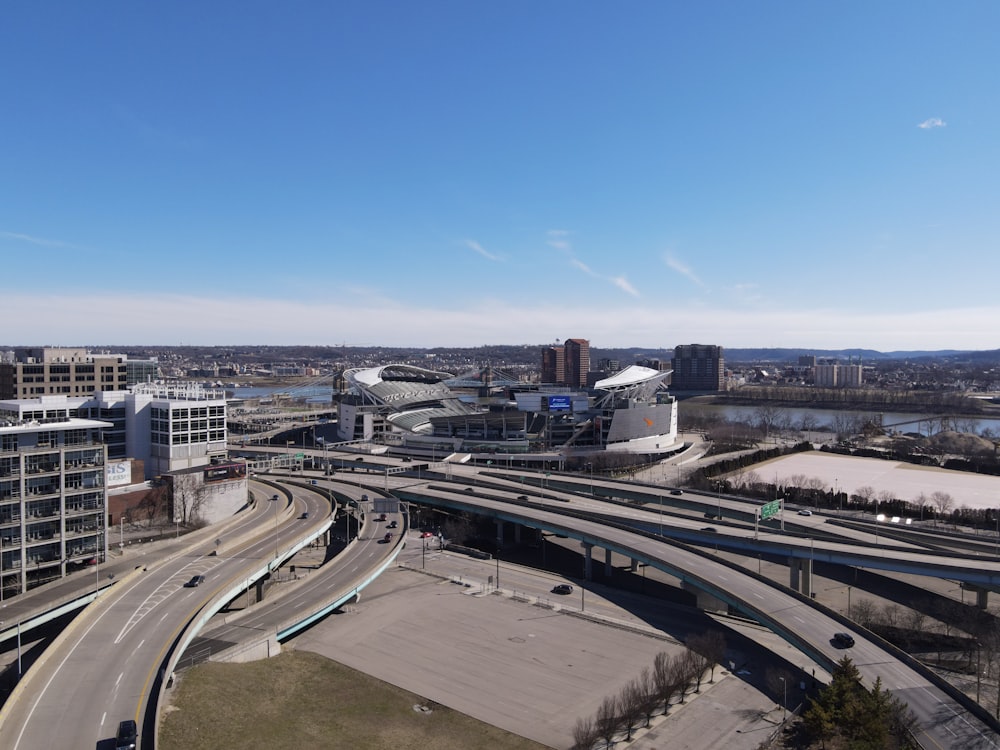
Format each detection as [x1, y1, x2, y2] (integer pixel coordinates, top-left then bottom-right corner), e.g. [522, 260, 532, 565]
[335, 363, 680, 462]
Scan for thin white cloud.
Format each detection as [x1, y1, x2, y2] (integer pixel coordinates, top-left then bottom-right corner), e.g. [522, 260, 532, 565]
[0, 231, 75, 249]
[464, 240, 500, 262]
[611, 275, 640, 297]
[663, 254, 706, 288]
[917, 117, 946, 129]
[570, 258, 598, 277]
[547, 229, 571, 251]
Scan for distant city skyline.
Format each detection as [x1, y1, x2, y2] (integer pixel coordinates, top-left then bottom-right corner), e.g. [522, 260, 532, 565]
[2, 4, 998, 351]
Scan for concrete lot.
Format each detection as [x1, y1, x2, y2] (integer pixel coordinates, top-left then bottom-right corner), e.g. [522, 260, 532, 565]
[292, 538, 789, 750]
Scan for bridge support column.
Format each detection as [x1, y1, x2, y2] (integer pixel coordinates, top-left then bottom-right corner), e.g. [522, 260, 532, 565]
[604, 548, 613, 577]
[789, 558, 813, 597]
[629, 558, 639, 572]
[496, 520, 504, 545]
[582, 542, 593, 581]
[680, 581, 728, 614]
[514, 525, 522, 544]
[966, 584, 991, 609]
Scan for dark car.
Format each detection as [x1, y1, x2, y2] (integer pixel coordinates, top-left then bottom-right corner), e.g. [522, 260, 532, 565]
[833, 632, 855, 648]
[552, 584, 574, 595]
[517, 495, 529, 501]
[670, 489, 684, 496]
[183, 575, 205, 588]
[299, 511, 309, 520]
[387, 520, 398, 529]
[382, 532, 392, 543]
[116, 719, 137, 750]
[700, 526, 718, 533]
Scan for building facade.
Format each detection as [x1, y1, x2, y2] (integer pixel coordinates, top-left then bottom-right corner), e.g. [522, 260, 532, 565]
[0, 416, 110, 596]
[0, 347, 158, 400]
[670, 345, 725, 391]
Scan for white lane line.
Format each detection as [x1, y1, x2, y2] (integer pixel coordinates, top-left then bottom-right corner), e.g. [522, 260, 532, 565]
[115, 673, 123, 687]
[100, 712, 106, 727]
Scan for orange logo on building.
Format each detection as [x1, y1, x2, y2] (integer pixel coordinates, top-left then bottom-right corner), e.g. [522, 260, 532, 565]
[644, 418, 654, 427]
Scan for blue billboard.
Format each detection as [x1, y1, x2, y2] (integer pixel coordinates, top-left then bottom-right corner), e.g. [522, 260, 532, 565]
[548, 395, 571, 411]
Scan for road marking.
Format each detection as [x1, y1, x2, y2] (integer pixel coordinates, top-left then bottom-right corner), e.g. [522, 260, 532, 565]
[116, 673, 123, 687]
[100, 712, 106, 727]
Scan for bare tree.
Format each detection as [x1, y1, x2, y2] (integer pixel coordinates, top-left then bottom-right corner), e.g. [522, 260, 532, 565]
[636, 667, 660, 727]
[652, 651, 681, 714]
[594, 695, 619, 749]
[855, 485, 876, 509]
[617, 677, 646, 741]
[171, 473, 209, 526]
[931, 491, 954, 524]
[688, 630, 727, 683]
[852, 598, 878, 628]
[138, 484, 169, 528]
[571, 715, 597, 750]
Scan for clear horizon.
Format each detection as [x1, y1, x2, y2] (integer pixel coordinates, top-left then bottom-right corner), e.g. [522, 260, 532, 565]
[3, 3, 998, 351]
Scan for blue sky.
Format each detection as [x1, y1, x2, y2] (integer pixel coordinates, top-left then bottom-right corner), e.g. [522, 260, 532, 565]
[2, 2, 998, 351]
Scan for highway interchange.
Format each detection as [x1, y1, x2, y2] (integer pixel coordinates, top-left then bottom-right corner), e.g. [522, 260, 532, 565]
[0, 449, 999, 749]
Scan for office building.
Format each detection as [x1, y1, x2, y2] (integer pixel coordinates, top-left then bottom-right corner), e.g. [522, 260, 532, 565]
[541, 338, 590, 388]
[0, 347, 159, 400]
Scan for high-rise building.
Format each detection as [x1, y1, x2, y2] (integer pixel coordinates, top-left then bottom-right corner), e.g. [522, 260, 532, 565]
[541, 345, 565, 385]
[564, 338, 590, 388]
[670, 345, 725, 391]
[0, 348, 159, 400]
[541, 338, 589, 387]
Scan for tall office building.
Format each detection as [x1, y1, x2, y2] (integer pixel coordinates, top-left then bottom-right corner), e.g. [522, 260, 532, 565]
[564, 338, 590, 388]
[0, 348, 158, 400]
[670, 344, 725, 391]
[541, 345, 565, 385]
[541, 338, 589, 387]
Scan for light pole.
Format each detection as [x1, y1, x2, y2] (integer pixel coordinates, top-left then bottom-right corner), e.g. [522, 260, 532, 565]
[586, 463, 594, 495]
[779, 676, 787, 722]
[847, 585, 852, 618]
[271, 494, 280, 561]
[495, 537, 501, 591]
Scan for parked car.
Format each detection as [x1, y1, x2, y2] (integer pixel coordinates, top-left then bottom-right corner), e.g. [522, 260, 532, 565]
[184, 575, 205, 588]
[833, 632, 855, 648]
[552, 584, 574, 595]
[116, 719, 137, 750]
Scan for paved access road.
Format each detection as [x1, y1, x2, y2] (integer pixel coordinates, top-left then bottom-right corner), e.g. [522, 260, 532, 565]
[0, 481, 330, 750]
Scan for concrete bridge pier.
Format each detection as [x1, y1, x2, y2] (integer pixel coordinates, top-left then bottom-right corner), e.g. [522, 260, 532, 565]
[789, 557, 813, 598]
[582, 542, 593, 581]
[629, 558, 639, 572]
[966, 583, 991, 609]
[604, 548, 613, 577]
[496, 519, 504, 544]
[680, 581, 728, 614]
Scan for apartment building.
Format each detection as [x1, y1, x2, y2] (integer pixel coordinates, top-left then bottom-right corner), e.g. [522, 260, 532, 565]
[671, 344, 725, 391]
[541, 338, 590, 388]
[0, 416, 110, 597]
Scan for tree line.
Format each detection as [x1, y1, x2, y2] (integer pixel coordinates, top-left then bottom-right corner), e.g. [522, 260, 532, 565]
[570, 631, 726, 749]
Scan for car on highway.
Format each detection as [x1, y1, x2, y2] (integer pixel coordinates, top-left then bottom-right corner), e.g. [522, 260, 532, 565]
[420, 531, 434, 538]
[387, 520, 398, 529]
[552, 584, 574, 595]
[700, 526, 718, 533]
[798, 509, 813, 516]
[299, 511, 309, 520]
[115, 719, 137, 750]
[670, 489, 684, 496]
[833, 632, 855, 648]
[382, 532, 392, 543]
[517, 495, 529, 501]
[183, 575, 205, 588]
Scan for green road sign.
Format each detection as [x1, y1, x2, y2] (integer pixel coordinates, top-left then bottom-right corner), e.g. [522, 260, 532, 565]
[295, 452, 305, 459]
[761, 500, 781, 520]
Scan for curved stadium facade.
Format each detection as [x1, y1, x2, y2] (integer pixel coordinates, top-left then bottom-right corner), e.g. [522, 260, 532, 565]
[336, 363, 679, 458]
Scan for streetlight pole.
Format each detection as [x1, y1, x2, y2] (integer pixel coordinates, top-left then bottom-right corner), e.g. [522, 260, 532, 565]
[847, 585, 852, 618]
